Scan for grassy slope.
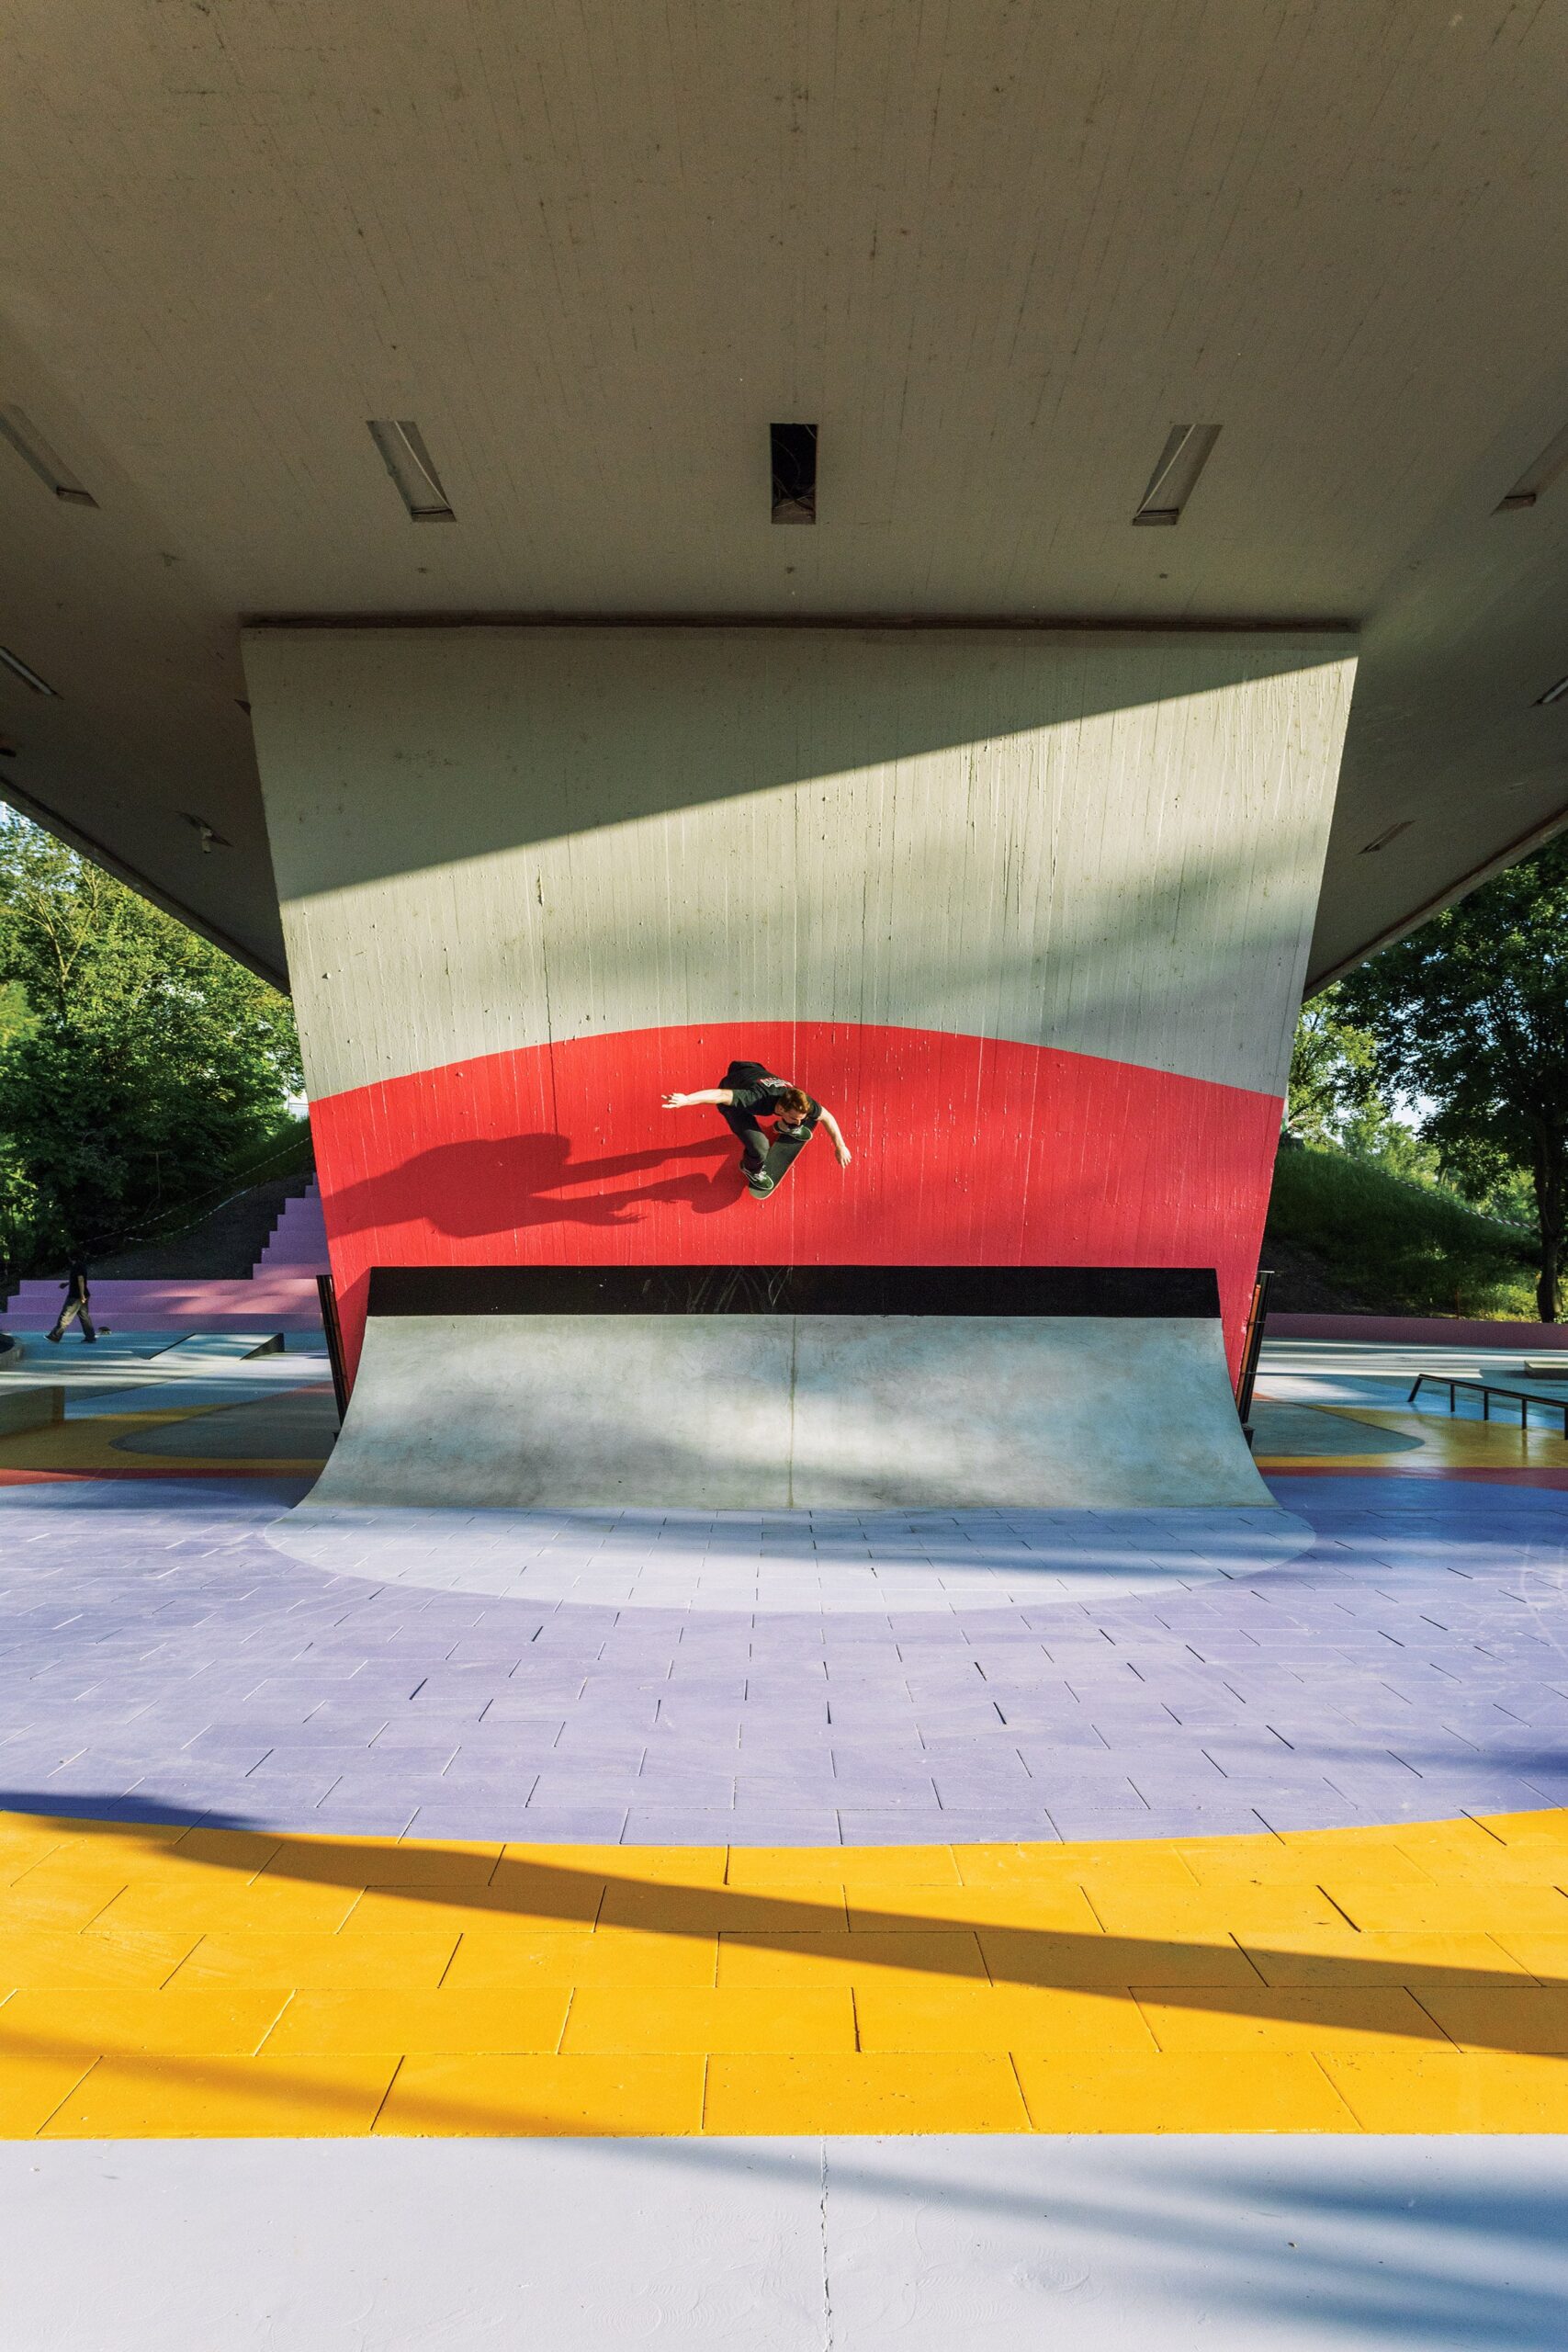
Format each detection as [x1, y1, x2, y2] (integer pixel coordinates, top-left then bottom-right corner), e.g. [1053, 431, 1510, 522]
[1262, 1144, 1539, 1319]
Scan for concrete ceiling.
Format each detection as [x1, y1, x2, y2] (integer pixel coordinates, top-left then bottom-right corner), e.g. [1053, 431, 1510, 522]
[3, 0, 1568, 989]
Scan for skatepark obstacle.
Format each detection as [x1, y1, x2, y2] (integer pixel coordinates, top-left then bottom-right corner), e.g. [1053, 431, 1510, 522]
[304, 1265, 1277, 1514]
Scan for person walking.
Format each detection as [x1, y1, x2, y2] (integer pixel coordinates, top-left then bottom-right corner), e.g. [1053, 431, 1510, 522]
[661, 1058, 852, 1199]
[47, 1259, 97, 1344]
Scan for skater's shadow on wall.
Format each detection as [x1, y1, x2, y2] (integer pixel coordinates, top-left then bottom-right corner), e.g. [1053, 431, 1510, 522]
[331, 1131, 747, 1238]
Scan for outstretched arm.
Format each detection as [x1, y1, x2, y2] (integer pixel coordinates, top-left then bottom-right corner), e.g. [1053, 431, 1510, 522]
[818, 1109, 852, 1168]
[661, 1089, 735, 1109]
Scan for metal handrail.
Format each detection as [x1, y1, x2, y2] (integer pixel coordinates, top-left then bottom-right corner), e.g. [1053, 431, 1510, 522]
[1408, 1372, 1568, 1435]
[1235, 1267, 1273, 1428]
[316, 1272, 349, 1429]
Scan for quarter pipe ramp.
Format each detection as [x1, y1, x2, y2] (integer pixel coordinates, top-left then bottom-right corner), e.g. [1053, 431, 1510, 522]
[306, 1266, 1277, 1514]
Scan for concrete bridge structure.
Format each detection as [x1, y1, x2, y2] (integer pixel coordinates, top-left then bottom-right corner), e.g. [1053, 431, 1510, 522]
[10, 13, 1568, 2343]
[3, 3, 1568, 1506]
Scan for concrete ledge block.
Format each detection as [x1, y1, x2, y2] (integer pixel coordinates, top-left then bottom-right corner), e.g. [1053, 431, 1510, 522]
[0, 1383, 63, 1436]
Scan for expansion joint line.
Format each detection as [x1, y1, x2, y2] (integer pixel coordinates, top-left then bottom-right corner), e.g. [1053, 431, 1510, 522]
[818, 2141, 834, 2352]
[786, 1315, 799, 1510]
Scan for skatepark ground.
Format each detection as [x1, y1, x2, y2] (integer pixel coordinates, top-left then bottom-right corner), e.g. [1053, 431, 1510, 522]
[2, 1329, 1568, 2346]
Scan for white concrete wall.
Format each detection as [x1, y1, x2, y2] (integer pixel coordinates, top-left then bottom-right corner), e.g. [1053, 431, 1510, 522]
[245, 627, 1356, 1105]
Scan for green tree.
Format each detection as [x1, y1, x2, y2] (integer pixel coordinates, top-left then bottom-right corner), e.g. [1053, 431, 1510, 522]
[1286, 984, 1445, 1181]
[0, 815, 301, 1273]
[1337, 835, 1568, 1319]
[1286, 984, 1380, 1146]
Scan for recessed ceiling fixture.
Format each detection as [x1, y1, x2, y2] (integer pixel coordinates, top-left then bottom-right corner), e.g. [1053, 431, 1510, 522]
[1360, 820, 1413, 854]
[771, 423, 818, 525]
[1133, 424, 1222, 526]
[0, 406, 96, 506]
[1496, 421, 1568, 513]
[367, 420, 456, 522]
[0, 643, 58, 696]
[1538, 673, 1568, 706]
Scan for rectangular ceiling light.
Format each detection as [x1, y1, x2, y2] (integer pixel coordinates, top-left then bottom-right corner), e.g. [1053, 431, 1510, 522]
[367, 419, 456, 522]
[0, 405, 96, 506]
[0, 643, 58, 696]
[1133, 423, 1222, 526]
[771, 422, 818, 524]
[1359, 819, 1413, 854]
[1538, 673, 1568, 706]
[1496, 421, 1568, 513]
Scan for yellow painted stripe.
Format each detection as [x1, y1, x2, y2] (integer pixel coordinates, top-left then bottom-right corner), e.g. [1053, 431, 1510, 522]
[4, 1809, 1568, 2135]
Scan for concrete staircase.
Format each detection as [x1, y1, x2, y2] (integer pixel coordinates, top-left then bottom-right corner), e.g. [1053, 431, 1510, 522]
[2, 1184, 330, 1337]
[254, 1181, 329, 1272]
[0, 1271, 325, 1335]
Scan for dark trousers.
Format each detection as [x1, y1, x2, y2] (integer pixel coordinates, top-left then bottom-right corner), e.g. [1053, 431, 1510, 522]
[720, 1103, 813, 1184]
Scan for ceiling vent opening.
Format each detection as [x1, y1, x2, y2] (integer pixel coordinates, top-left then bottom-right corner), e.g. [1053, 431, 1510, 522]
[0, 643, 59, 696]
[1496, 422, 1568, 513]
[367, 420, 456, 522]
[1133, 424, 1221, 526]
[0, 406, 96, 506]
[771, 423, 818, 525]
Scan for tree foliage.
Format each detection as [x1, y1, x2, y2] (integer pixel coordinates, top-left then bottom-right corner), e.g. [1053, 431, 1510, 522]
[0, 815, 301, 1276]
[1288, 987, 1385, 1148]
[1286, 985, 1455, 1188]
[1336, 835, 1568, 1319]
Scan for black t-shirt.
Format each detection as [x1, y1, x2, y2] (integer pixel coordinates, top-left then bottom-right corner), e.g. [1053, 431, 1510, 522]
[726, 1074, 821, 1133]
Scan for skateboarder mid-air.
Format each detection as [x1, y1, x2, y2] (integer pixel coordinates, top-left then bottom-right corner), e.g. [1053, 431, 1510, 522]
[661, 1059, 852, 1199]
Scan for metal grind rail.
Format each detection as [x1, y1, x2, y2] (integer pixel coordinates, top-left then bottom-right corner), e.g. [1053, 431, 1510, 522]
[1408, 1372, 1568, 1436]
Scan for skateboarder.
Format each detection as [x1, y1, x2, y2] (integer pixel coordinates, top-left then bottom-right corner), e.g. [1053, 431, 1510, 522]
[661, 1059, 852, 1198]
[47, 1258, 97, 1344]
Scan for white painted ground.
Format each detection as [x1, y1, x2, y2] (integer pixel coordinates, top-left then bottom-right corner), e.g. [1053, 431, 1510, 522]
[264, 1500, 1317, 1611]
[4, 2137, 1563, 2350]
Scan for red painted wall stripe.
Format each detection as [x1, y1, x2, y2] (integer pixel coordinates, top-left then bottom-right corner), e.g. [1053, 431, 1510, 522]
[310, 1023, 1282, 1382]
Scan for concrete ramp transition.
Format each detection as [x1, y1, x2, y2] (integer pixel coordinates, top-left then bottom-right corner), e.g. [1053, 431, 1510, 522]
[310, 1267, 1276, 1513]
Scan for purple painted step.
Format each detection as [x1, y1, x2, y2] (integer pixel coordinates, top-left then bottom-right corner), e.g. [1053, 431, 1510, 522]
[2, 1274, 324, 1333]
[254, 1180, 329, 1274]
[1269, 1311, 1568, 1349]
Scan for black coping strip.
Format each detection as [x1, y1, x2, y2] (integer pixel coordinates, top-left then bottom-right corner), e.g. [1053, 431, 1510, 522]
[367, 1266, 1223, 1318]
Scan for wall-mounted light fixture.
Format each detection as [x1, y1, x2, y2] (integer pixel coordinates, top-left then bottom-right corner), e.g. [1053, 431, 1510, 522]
[1496, 422, 1568, 513]
[0, 406, 96, 506]
[0, 644, 59, 696]
[367, 420, 456, 522]
[1133, 424, 1222, 526]
[1359, 820, 1413, 854]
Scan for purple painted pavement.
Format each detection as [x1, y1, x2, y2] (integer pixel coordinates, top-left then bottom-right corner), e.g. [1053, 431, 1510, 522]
[1, 1474, 1567, 1843]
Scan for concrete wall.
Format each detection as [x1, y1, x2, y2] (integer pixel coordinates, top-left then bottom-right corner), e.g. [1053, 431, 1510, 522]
[244, 627, 1356, 1376]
